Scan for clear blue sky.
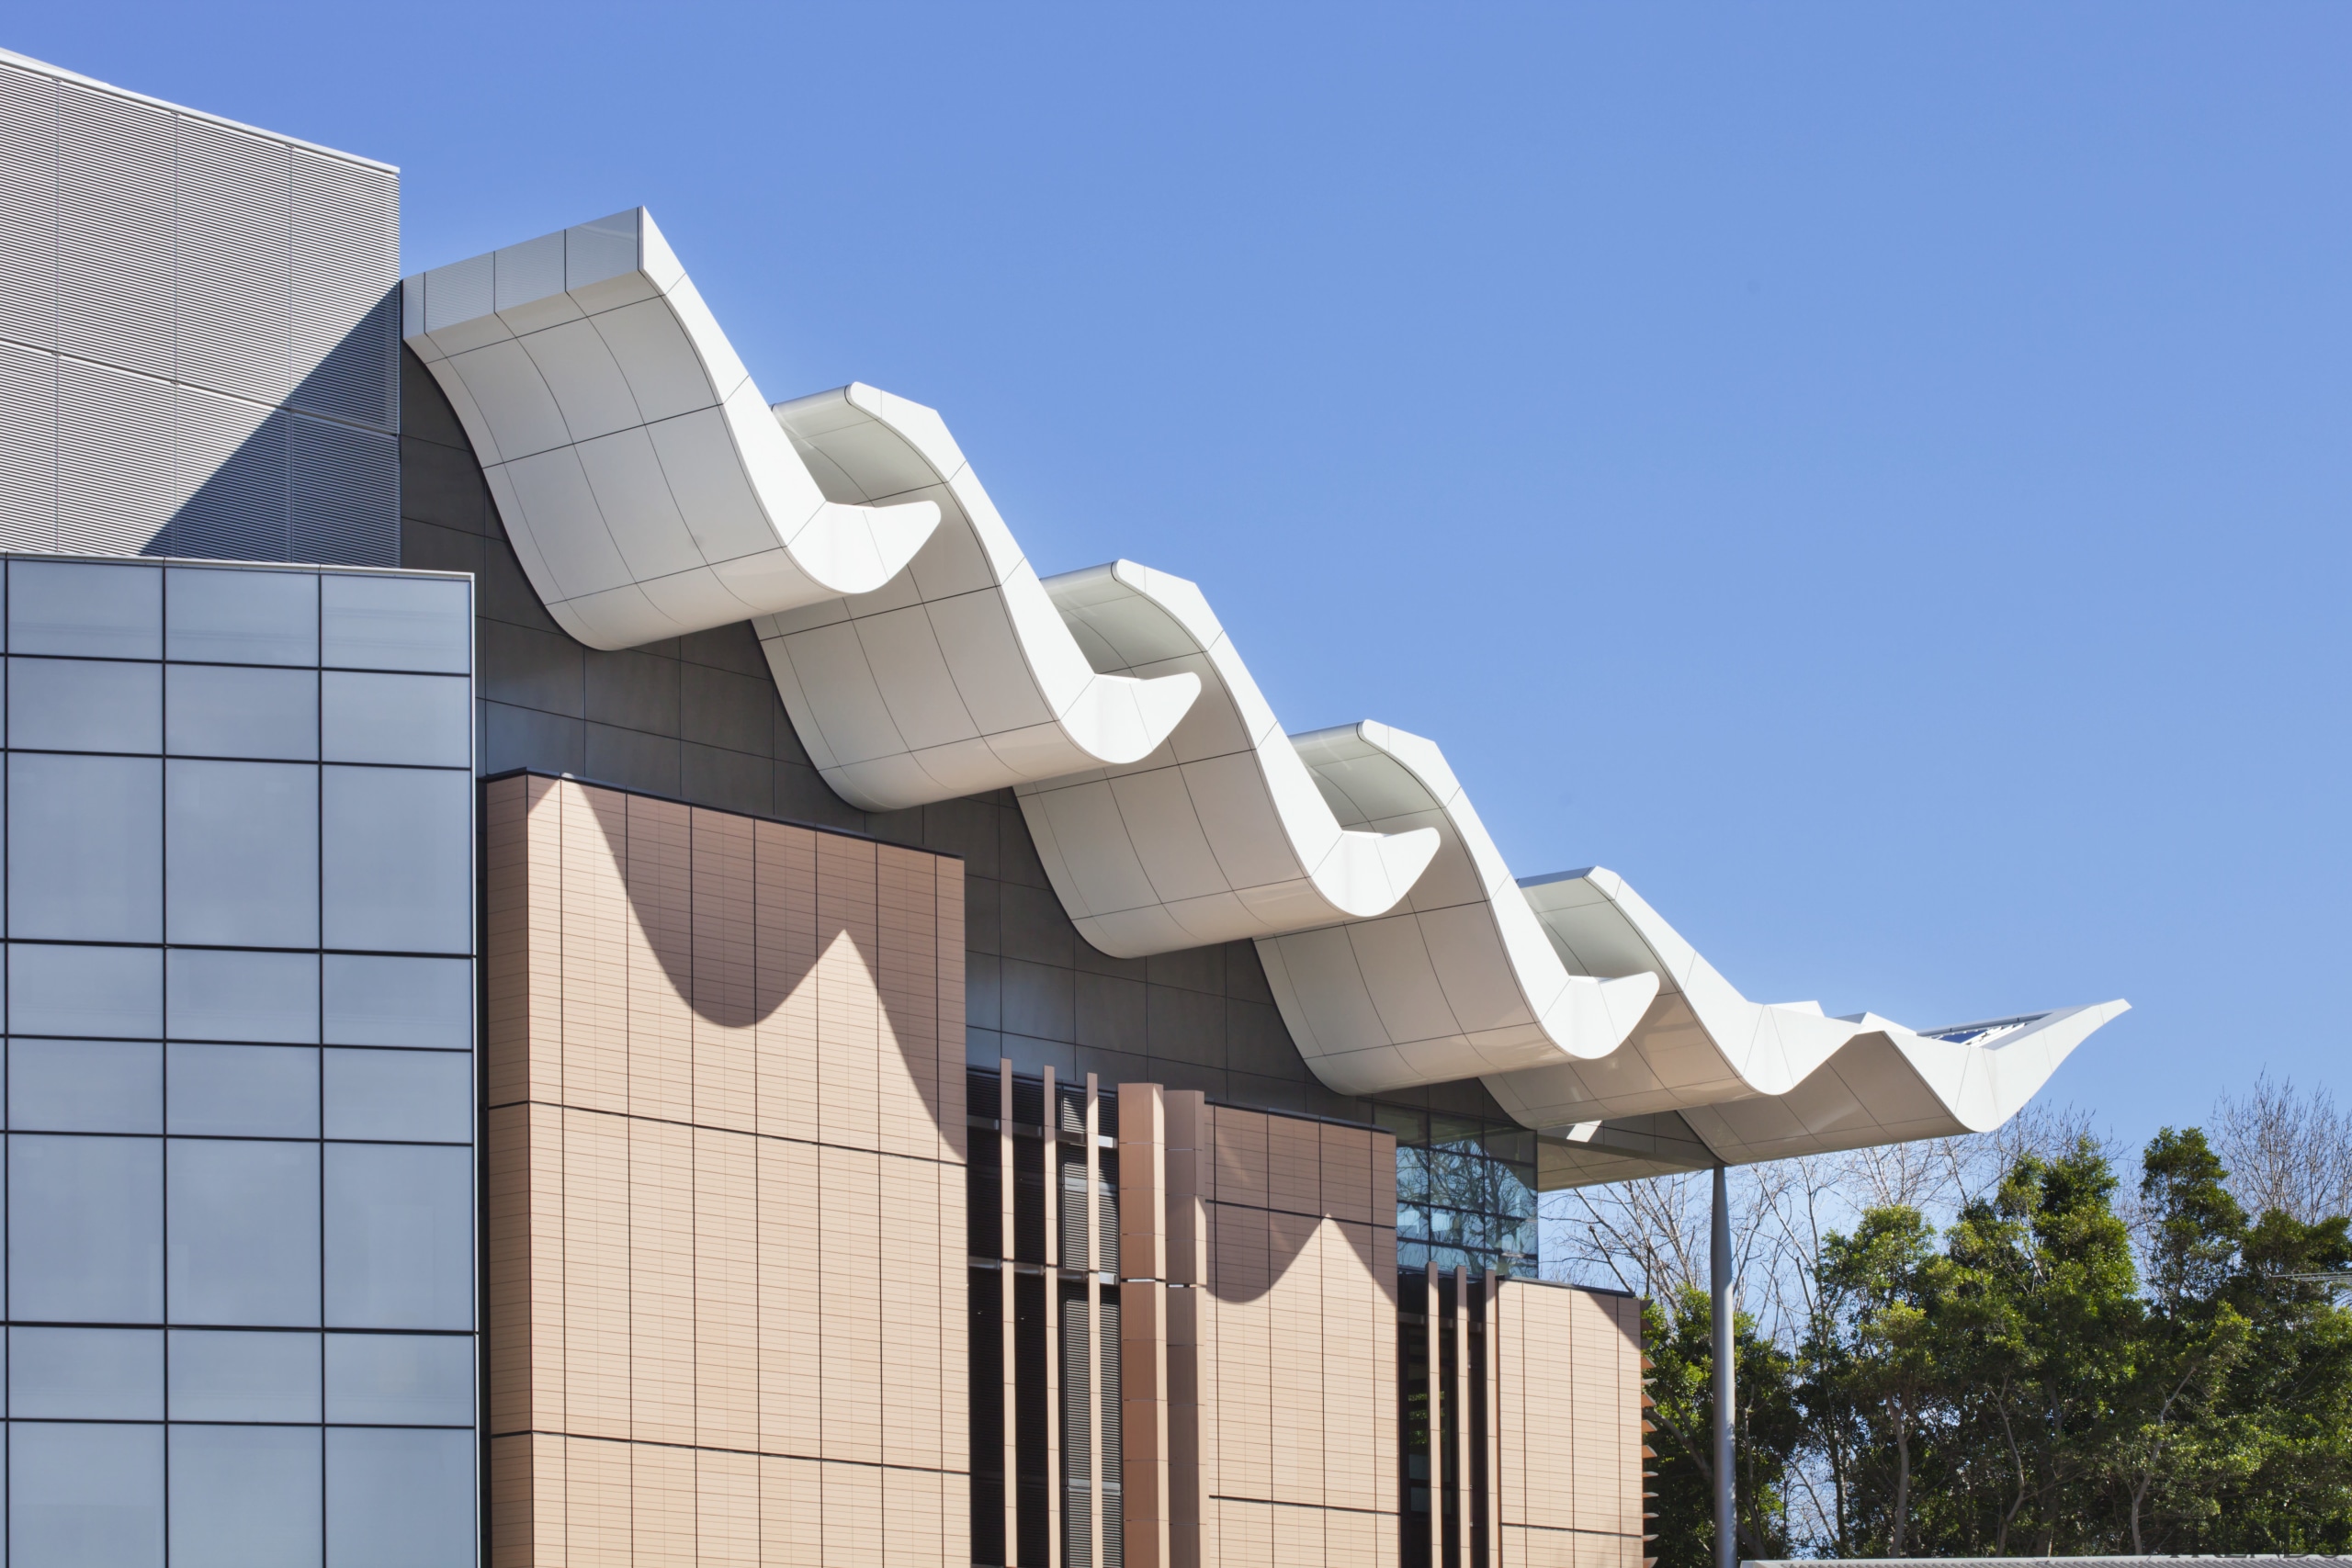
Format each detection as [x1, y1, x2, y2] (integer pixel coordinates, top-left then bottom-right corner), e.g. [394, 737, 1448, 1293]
[19, 5, 2346, 1155]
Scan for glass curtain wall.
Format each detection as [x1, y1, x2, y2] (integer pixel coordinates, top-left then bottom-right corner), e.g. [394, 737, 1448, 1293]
[1371, 1105, 1538, 1278]
[1, 558, 477, 1568]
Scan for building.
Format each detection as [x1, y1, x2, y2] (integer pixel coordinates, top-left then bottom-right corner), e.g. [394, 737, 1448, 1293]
[0, 47, 2125, 1568]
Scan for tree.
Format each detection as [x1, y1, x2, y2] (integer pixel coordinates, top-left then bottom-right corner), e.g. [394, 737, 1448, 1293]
[1644, 1284, 1803, 1567]
[2106, 1130, 2257, 1551]
[1807, 1207, 1948, 1556]
[2211, 1074, 2352, 1226]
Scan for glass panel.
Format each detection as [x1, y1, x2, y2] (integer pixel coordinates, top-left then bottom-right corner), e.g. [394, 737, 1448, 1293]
[164, 760, 319, 947]
[1430, 1114, 1485, 1154]
[8, 753, 162, 941]
[8, 1039, 161, 1133]
[164, 664, 318, 760]
[323, 1427, 474, 1568]
[8, 1134, 163, 1321]
[168, 1426, 323, 1568]
[10, 560, 162, 659]
[320, 575, 469, 674]
[7, 943, 164, 1038]
[320, 671, 469, 767]
[167, 1044, 319, 1137]
[323, 1049, 469, 1144]
[168, 1328, 322, 1421]
[1394, 1145, 1429, 1204]
[10, 1422, 164, 1568]
[165, 567, 317, 666]
[322, 955, 471, 1049]
[166, 949, 320, 1044]
[323, 1143, 472, 1330]
[325, 1332, 473, 1425]
[1369, 1102, 1426, 1146]
[321, 767, 470, 954]
[1481, 1125, 1534, 1165]
[166, 1139, 321, 1327]
[8, 658, 161, 752]
[8, 1326, 163, 1417]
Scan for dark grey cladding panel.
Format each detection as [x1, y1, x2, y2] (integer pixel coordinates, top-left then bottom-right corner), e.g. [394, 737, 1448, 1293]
[400, 343, 1515, 1128]
[0, 56, 398, 567]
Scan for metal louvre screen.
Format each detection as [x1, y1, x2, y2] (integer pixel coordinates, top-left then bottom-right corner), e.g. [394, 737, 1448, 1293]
[289, 413, 395, 566]
[58, 355, 174, 552]
[1101, 1289, 1123, 1568]
[0, 338, 55, 547]
[0, 63, 60, 351]
[173, 384, 287, 560]
[0, 54, 397, 566]
[971, 1265, 1007, 1567]
[55, 80, 176, 379]
[174, 116, 293, 407]
[1061, 1286, 1092, 1566]
[288, 150, 396, 430]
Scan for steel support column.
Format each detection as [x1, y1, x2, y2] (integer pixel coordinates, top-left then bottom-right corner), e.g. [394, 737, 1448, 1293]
[1712, 1164, 1736, 1568]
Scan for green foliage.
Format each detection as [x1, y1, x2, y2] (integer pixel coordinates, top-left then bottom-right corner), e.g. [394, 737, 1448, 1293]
[1645, 1284, 1803, 1567]
[1645, 1129, 2352, 1563]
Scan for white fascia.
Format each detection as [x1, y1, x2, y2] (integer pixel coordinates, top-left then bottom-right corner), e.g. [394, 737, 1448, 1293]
[1252, 724, 1660, 1098]
[1480, 867, 1868, 1127]
[401, 209, 941, 649]
[755, 384, 1200, 811]
[1679, 1001, 2132, 1164]
[1014, 562, 1442, 958]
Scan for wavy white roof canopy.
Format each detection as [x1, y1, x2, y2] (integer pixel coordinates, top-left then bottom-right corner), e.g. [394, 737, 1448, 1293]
[403, 209, 2128, 1179]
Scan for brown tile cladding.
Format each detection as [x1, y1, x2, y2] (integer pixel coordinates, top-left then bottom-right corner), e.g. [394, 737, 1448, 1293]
[1194, 1103, 1400, 1566]
[1493, 1279, 1648, 1568]
[484, 775, 968, 1566]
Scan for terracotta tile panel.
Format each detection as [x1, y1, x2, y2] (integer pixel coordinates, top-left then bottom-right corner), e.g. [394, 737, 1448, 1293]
[761, 1454, 825, 1568]
[758, 1134, 823, 1458]
[625, 793, 695, 1124]
[489, 1432, 540, 1568]
[1211, 1108, 1268, 1209]
[1271, 1500, 1325, 1562]
[819, 1143, 885, 1464]
[560, 784, 633, 1116]
[1265, 1116, 1319, 1217]
[628, 1117, 696, 1446]
[821, 1457, 884, 1566]
[884, 1463, 944, 1568]
[562, 1108, 631, 1440]
[692, 807, 759, 1133]
[697, 1446, 760, 1568]
[1317, 1124, 1373, 1226]
[631, 1438, 695, 1564]
[1217, 1498, 1273, 1568]
[753, 819, 821, 1145]
[566, 1434, 632, 1568]
[695, 1127, 759, 1451]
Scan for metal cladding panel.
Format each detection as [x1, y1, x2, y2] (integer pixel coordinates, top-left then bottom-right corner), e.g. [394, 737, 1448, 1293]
[0, 338, 56, 548]
[175, 115, 294, 407]
[290, 413, 397, 567]
[57, 355, 175, 553]
[0, 53, 397, 567]
[288, 150, 398, 432]
[174, 383, 288, 560]
[0, 62, 60, 352]
[55, 80, 178, 380]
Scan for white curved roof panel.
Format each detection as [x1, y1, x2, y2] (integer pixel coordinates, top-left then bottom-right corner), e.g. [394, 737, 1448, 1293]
[405, 211, 2131, 1169]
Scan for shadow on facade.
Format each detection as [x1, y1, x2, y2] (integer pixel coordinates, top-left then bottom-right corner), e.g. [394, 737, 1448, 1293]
[563, 774, 960, 1145]
[137, 291, 400, 568]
